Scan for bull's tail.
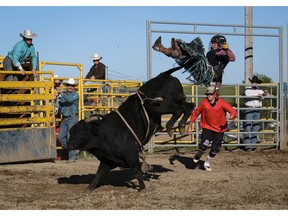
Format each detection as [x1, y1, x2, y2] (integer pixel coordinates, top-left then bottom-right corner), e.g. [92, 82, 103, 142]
[162, 66, 184, 76]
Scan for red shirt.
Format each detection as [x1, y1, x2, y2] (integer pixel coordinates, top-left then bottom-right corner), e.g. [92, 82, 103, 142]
[190, 98, 237, 133]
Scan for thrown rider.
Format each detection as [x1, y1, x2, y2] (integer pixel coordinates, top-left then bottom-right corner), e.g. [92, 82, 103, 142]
[152, 34, 236, 96]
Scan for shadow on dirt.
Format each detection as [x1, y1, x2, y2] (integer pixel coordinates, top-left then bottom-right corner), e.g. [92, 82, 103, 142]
[57, 164, 173, 189]
[169, 154, 206, 170]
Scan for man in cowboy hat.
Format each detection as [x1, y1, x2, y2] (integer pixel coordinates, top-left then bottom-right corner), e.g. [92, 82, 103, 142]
[3, 29, 38, 81]
[85, 53, 106, 80]
[243, 75, 269, 151]
[84, 53, 107, 106]
[58, 78, 80, 162]
[186, 86, 237, 171]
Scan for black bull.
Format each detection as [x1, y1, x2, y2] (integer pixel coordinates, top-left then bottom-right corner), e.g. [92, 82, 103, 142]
[68, 67, 196, 191]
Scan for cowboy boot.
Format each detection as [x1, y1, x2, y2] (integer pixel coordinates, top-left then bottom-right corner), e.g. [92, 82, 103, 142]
[154, 43, 175, 58]
[153, 36, 178, 59]
[171, 38, 182, 58]
[152, 36, 163, 51]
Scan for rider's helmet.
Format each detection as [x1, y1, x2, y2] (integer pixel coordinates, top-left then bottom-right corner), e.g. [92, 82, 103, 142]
[210, 34, 226, 45]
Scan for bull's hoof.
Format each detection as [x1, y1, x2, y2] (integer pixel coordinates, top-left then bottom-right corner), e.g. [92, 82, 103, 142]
[138, 185, 146, 192]
[157, 125, 165, 132]
[87, 184, 97, 191]
[141, 162, 149, 173]
[179, 126, 186, 135]
[167, 129, 174, 137]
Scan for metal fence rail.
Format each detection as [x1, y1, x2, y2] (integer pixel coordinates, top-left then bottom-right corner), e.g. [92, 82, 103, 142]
[149, 83, 280, 152]
[0, 70, 57, 163]
[81, 79, 142, 118]
[146, 20, 286, 151]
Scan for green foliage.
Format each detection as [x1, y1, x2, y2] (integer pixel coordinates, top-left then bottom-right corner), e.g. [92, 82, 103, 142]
[254, 73, 273, 83]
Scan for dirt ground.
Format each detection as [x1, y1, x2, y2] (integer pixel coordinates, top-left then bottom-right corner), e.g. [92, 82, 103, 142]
[0, 148, 288, 210]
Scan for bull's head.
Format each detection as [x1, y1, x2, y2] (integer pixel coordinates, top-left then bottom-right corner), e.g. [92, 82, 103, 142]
[68, 116, 101, 151]
[68, 120, 88, 150]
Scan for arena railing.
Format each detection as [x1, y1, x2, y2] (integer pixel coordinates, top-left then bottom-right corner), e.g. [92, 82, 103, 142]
[150, 83, 280, 153]
[0, 70, 57, 163]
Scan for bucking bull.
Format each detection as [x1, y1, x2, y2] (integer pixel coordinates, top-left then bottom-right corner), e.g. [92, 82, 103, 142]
[68, 67, 196, 191]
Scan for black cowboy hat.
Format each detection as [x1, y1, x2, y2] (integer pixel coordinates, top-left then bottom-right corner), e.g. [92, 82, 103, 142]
[249, 75, 262, 84]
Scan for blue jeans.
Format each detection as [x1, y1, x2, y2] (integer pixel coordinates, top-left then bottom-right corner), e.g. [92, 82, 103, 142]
[3, 56, 19, 81]
[243, 110, 260, 149]
[58, 115, 79, 160]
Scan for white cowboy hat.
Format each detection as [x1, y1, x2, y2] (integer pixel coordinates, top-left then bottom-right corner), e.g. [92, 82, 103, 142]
[92, 53, 102, 61]
[54, 75, 61, 84]
[63, 78, 78, 86]
[20, 29, 37, 39]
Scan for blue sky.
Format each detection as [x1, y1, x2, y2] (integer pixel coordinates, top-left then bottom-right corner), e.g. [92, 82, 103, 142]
[0, 5, 287, 84]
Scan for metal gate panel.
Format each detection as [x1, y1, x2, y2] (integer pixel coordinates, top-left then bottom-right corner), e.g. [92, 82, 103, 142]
[0, 127, 56, 164]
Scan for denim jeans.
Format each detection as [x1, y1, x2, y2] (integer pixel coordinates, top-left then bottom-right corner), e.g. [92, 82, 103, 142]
[243, 110, 260, 149]
[3, 57, 18, 81]
[58, 115, 79, 160]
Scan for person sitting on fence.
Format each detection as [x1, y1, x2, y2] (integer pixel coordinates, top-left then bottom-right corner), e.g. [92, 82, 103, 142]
[3, 29, 38, 81]
[85, 53, 106, 80]
[85, 53, 107, 107]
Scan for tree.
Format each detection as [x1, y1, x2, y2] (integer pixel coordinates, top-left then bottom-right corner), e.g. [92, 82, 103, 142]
[254, 73, 272, 83]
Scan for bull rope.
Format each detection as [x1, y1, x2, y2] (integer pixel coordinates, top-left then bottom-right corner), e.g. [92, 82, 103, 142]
[115, 109, 144, 149]
[136, 91, 151, 141]
[114, 92, 152, 167]
[115, 109, 149, 167]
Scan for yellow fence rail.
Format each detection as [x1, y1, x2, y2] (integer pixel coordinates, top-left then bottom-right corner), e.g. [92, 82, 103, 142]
[82, 79, 142, 117]
[0, 70, 57, 163]
[0, 71, 55, 128]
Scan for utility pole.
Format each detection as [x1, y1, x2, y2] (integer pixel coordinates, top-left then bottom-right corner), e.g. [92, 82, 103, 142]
[244, 6, 253, 84]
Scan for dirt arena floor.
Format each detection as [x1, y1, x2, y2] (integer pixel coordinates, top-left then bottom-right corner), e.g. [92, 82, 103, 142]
[0, 148, 288, 210]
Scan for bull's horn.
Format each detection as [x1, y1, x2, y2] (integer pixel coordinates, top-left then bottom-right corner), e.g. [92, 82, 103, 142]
[85, 115, 102, 123]
[154, 97, 163, 102]
[167, 129, 174, 137]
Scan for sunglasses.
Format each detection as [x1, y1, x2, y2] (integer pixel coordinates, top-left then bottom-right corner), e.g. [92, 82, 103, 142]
[205, 93, 215, 96]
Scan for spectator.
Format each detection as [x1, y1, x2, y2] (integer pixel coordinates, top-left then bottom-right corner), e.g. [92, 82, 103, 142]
[206, 34, 236, 95]
[85, 53, 107, 106]
[186, 86, 237, 171]
[3, 29, 38, 81]
[53, 75, 62, 119]
[85, 53, 106, 80]
[243, 75, 269, 151]
[58, 78, 79, 162]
